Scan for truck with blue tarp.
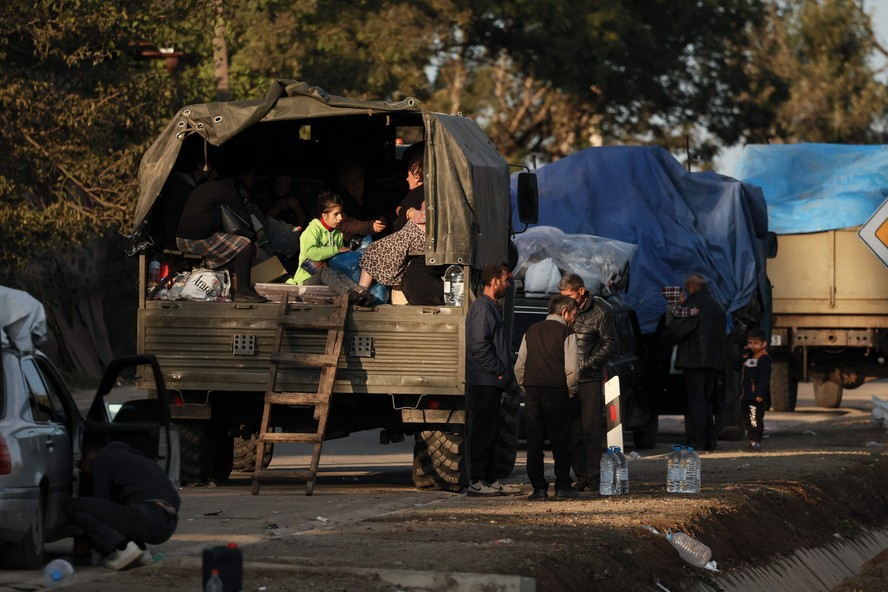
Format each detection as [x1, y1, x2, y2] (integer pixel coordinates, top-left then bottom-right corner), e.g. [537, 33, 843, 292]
[734, 143, 888, 410]
[510, 145, 771, 434]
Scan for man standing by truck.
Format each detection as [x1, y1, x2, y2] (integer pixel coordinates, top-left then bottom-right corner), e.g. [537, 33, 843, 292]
[465, 264, 515, 496]
[558, 274, 616, 491]
[662, 274, 726, 451]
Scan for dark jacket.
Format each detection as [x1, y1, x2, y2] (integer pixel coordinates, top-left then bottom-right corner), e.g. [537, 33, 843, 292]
[573, 295, 617, 382]
[90, 442, 180, 510]
[466, 294, 514, 390]
[733, 349, 772, 405]
[176, 178, 250, 241]
[662, 285, 726, 371]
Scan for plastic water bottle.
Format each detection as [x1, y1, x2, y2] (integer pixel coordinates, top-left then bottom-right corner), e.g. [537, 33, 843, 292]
[148, 255, 160, 291]
[42, 559, 74, 587]
[206, 569, 224, 592]
[443, 265, 464, 306]
[682, 446, 701, 493]
[666, 529, 712, 567]
[599, 447, 619, 496]
[614, 446, 629, 494]
[666, 444, 683, 493]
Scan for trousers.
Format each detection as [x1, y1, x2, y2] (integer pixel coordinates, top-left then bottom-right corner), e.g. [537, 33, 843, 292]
[468, 385, 502, 483]
[571, 380, 604, 481]
[683, 367, 718, 449]
[62, 497, 177, 556]
[525, 386, 574, 491]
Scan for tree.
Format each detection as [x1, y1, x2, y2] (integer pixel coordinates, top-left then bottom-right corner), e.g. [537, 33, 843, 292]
[0, 0, 217, 275]
[739, 0, 888, 144]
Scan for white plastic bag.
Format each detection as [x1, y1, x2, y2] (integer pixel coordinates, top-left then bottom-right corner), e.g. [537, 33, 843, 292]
[179, 268, 231, 301]
[872, 396, 888, 429]
[523, 258, 562, 293]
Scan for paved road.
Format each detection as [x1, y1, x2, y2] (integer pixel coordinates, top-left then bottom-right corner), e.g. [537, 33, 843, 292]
[0, 380, 883, 590]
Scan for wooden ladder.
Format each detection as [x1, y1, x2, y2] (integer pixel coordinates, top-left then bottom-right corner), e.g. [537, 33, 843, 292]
[251, 292, 348, 496]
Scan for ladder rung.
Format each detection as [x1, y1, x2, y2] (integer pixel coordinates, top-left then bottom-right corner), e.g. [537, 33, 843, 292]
[260, 432, 323, 443]
[265, 392, 330, 405]
[270, 352, 338, 367]
[278, 314, 345, 330]
[252, 468, 313, 480]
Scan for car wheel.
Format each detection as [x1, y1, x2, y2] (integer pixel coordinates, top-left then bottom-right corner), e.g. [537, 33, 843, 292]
[632, 411, 659, 449]
[2, 498, 44, 569]
[412, 429, 465, 492]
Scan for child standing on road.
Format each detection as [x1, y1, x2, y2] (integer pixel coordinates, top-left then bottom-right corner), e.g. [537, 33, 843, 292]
[733, 328, 772, 452]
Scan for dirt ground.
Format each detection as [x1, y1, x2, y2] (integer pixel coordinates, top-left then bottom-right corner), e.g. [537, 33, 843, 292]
[57, 401, 888, 592]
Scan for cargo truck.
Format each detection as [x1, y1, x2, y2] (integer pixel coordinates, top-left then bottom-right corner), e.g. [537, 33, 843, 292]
[128, 80, 537, 491]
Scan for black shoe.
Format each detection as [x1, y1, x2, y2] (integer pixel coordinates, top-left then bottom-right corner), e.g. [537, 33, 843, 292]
[573, 480, 589, 492]
[554, 487, 581, 500]
[233, 289, 267, 303]
[527, 489, 548, 501]
[347, 289, 373, 306]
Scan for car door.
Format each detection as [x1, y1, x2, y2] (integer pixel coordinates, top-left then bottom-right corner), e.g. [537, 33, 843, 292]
[21, 356, 74, 536]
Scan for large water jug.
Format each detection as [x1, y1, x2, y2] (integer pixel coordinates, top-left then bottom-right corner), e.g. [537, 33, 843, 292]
[613, 446, 629, 494]
[666, 444, 683, 493]
[599, 447, 619, 496]
[443, 265, 464, 306]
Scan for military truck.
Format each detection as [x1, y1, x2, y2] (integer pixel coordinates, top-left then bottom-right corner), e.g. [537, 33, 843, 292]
[129, 80, 535, 491]
[735, 143, 888, 411]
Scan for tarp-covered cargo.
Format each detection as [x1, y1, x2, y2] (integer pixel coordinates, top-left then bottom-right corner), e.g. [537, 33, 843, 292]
[509, 146, 769, 334]
[733, 143, 888, 234]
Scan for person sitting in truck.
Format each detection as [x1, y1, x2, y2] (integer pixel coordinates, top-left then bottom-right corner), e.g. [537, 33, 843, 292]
[285, 191, 374, 306]
[357, 201, 426, 295]
[175, 164, 267, 303]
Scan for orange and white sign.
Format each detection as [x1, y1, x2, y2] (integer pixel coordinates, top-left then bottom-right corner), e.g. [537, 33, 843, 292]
[858, 197, 888, 269]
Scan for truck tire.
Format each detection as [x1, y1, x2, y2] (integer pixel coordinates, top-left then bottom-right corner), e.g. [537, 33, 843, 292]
[214, 431, 234, 483]
[412, 429, 465, 492]
[493, 389, 520, 479]
[813, 377, 843, 408]
[232, 432, 274, 472]
[178, 421, 215, 484]
[632, 411, 659, 449]
[770, 359, 798, 412]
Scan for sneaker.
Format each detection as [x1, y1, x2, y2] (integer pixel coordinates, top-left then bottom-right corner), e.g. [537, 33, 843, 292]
[488, 480, 524, 495]
[103, 541, 143, 570]
[752, 442, 762, 453]
[554, 487, 581, 500]
[527, 489, 549, 501]
[467, 481, 504, 496]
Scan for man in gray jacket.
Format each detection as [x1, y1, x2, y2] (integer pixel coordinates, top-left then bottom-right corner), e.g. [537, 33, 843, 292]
[559, 274, 616, 491]
[465, 263, 515, 496]
[661, 274, 726, 450]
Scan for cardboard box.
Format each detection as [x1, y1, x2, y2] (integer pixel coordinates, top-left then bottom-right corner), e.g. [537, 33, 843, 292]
[251, 256, 289, 284]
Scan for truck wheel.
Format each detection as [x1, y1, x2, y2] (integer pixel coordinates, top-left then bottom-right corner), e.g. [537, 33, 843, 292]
[214, 431, 234, 483]
[233, 432, 274, 472]
[178, 421, 215, 484]
[412, 429, 465, 492]
[632, 412, 659, 449]
[770, 359, 798, 412]
[813, 377, 843, 408]
[493, 389, 520, 479]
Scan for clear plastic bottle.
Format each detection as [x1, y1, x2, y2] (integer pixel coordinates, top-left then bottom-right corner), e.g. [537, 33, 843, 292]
[683, 446, 701, 493]
[42, 558, 74, 587]
[599, 447, 619, 496]
[666, 444, 683, 493]
[206, 569, 224, 592]
[613, 446, 629, 494]
[678, 446, 691, 493]
[148, 255, 161, 292]
[666, 529, 712, 567]
[443, 264, 464, 306]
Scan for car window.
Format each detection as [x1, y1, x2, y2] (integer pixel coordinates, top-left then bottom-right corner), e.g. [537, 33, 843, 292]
[36, 358, 71, 426]
[22, 357, 58, 424]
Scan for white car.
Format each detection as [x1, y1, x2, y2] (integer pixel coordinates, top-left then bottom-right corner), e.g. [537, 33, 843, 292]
[0, 286, 178, 569]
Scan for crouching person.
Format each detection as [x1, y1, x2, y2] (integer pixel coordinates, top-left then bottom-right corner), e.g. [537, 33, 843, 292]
[62, 442, 180, 570]
[515, 295, 580, 501]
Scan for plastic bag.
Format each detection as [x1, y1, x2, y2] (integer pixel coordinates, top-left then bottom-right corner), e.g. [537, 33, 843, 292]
[327, 238, 390, 304]
[523, 258, 562, 293]
[513, 226, 637, 295]
[179, 268, 231, 301]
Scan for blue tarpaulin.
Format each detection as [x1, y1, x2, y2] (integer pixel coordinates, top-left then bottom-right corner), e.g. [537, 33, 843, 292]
[510, 146, 769, 334]
[733, 143, 888, 234]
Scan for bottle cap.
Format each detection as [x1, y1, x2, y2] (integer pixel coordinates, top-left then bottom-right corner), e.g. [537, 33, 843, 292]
[227, 542, 238, 549]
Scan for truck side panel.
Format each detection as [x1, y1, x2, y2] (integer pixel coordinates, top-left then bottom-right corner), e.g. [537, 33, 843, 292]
[139, 301, 465, 395]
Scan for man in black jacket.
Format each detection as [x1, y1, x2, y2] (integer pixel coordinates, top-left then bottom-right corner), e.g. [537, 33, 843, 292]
[465, 263, 515, 496]
[62, 442, 180, 570]
[661, 274, 727, 450]
[558, 274, 616, 491]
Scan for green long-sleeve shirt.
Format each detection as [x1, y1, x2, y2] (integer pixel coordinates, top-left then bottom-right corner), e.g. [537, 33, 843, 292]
[286, 218, 343, 285]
